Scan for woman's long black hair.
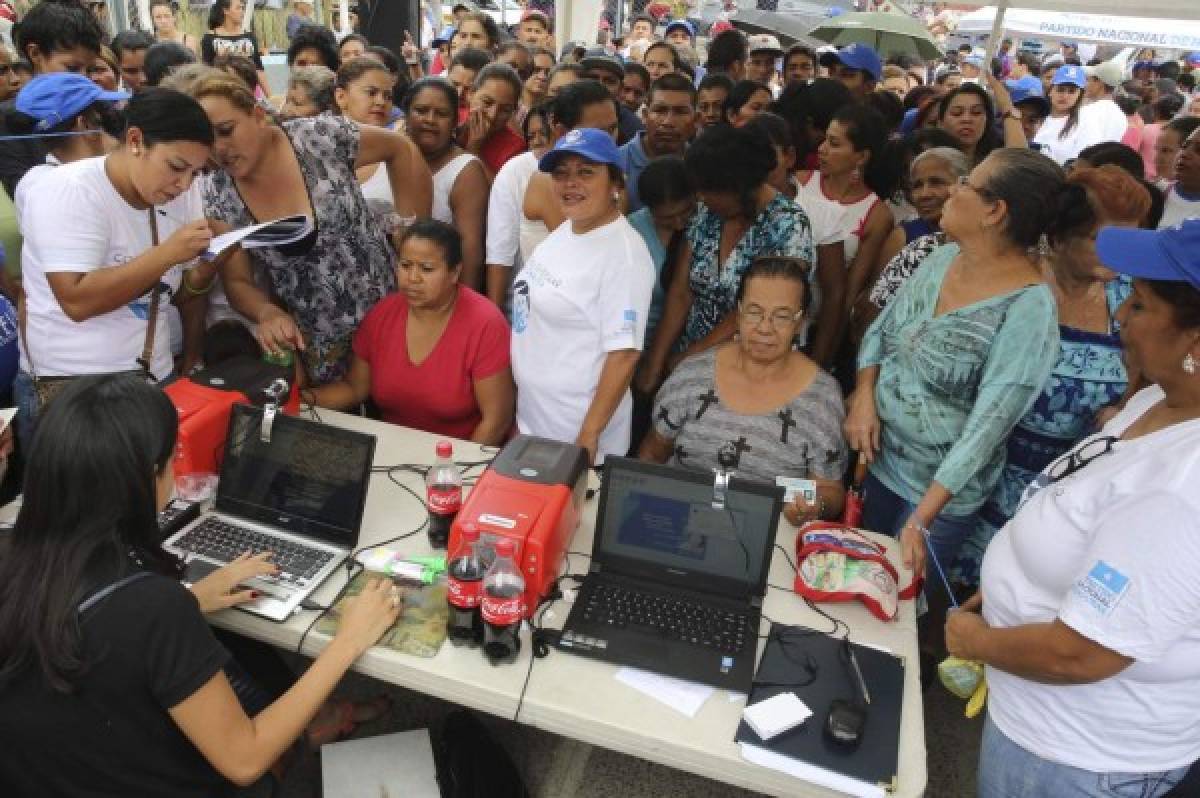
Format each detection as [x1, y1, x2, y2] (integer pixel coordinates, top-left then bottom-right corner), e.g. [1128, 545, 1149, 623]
[0, 376, 182, 693]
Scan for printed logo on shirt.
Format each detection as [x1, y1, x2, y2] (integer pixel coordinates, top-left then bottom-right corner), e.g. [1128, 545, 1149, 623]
[620, 308, 637, 335]
[1072, 560, 1131, 616]
[512, 280, 530, 334]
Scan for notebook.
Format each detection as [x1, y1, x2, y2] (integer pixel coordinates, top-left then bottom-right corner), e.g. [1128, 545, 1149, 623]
[557, 457, 783, 693]
[735, 623, 905, 797]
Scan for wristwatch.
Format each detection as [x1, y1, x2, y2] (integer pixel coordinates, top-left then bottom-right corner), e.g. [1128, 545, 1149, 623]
[1000, 107, 1022, 121]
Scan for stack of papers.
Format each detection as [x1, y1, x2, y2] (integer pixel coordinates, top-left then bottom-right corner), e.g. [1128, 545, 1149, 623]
[614, 667, 715, 718]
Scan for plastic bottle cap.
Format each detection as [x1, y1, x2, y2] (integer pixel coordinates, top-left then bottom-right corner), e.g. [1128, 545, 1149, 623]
[494, 538, 516, 557]
[462, 522, 479, 541]
[436, 441, 453, 458]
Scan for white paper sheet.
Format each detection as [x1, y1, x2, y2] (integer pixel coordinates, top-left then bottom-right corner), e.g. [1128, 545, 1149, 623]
[204, 215, 313, 260]
[614, 666, 715, 718]
[739, 742, 887, 798]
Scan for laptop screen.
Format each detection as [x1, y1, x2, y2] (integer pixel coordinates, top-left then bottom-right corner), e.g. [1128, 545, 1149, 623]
[215, 406, 376, 547]
[594, 458, 782, 597]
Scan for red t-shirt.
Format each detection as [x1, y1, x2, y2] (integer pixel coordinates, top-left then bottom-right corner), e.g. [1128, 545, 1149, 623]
[353, 286, 511, 440]
[479, 126, 526, 175]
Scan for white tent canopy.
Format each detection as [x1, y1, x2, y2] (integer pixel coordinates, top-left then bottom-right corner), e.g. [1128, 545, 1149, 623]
[949, 1, 1200, 22]
[956, 7, 1200, 50]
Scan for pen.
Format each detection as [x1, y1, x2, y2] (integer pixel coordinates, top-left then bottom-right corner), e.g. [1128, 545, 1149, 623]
[848, 644, 871, 705]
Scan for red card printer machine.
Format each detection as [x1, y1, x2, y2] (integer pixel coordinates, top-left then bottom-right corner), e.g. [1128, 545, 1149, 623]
[165, 356, 301, 476]
[448, 435, 589, 619]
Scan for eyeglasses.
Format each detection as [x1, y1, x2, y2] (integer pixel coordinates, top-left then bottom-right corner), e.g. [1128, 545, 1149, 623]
[956, 174, 996, 200]
[1046, 435, 1117, 483]
[738, 303, 803, 329]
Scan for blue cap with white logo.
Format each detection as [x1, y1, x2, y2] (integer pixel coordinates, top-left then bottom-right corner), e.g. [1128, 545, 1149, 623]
[15, 73, 129, 133]
[819, 43, 883, 82]
[1052, 64, 1087, 89]
[538, 128, 622, 173]
[1097, 220, 1200, 292]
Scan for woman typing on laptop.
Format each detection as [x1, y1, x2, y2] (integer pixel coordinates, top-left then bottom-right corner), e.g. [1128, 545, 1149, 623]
[0, 376, 400, 796]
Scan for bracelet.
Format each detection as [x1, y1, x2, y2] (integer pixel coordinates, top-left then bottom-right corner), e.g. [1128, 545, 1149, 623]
[182, 269, 216, 295]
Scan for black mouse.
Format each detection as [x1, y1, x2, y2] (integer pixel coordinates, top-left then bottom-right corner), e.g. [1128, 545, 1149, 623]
[824, 699, 867, 748]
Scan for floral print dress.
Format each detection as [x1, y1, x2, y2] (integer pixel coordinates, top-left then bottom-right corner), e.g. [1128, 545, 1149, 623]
[680, 192, 813, 350]
[204, 114, 396, 384]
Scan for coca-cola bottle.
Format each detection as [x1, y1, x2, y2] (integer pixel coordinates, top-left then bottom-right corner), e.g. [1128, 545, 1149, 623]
[480, 538, 525, 665]
[426, 441, 462, 548]
[446, 523, 485, 646]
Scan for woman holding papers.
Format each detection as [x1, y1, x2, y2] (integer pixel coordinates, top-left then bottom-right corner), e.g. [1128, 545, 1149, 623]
[0, 376, 400, 796]
[13, 87, 221, 446]
[176, 68, 433, 385]
[947, 221, 1200, 798]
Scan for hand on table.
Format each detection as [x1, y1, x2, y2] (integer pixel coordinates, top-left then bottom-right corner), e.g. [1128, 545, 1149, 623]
[190, 552, 278, 614]
[334, 578, 403, 657]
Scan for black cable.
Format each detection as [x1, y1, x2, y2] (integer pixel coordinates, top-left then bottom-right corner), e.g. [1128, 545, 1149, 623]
[296, 560, 363, 656]
[514, 566, 587, 723]
[772, 542, 848, 638]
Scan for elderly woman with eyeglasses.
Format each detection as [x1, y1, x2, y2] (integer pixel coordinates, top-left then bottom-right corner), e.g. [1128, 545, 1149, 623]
[946, 219, 1200, 798]
[640, 257, 848, 526]
[846, 148, 1064, 584]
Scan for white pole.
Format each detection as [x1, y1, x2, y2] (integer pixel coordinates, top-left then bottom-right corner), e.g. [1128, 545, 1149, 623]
[986, 0, 1009, 62]
[242, 0, 255, 34]
[339, 0, 351, 37]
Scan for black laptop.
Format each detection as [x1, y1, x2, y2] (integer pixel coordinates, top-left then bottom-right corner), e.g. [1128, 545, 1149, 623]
[557, 457, 783, 693]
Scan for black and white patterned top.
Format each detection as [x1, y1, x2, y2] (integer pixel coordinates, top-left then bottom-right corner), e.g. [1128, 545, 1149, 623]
[204, 115, 396, 384]
[652, 348, 848, 485]
[867, 232, 947, 311]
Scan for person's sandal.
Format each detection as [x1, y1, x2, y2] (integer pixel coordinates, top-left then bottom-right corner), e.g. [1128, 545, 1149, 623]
[305, 695, 392, 748]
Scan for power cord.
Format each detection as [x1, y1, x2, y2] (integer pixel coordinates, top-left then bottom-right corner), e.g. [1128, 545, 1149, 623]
[296, 560, 364, 656]
[513, 568, 587, 723]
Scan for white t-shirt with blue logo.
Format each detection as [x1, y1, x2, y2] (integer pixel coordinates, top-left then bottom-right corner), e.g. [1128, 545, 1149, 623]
[17, 156, 201, 380]
[981, 384, 1200, 773]
[510, 215, 654, 461]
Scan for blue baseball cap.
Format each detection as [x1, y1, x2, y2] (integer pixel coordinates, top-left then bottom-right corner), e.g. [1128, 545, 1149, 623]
[1052, 65, 1087, 89]
[538, 128, 621, 173]
[1005, 75, 1042, 95]
[664, 19, 695, 40]
[1186, 52, 1200, 68]
[819, 43, 883, 82]
[1010, 85, 1049, 117]
[1097, 220, 1200, 291]
[16, 73, 128, 132]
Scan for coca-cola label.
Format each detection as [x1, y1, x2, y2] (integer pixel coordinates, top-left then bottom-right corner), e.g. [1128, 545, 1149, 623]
[481, 594, 525, 625]
[427, 484, 462, 515]
[447, 577, 481, 609]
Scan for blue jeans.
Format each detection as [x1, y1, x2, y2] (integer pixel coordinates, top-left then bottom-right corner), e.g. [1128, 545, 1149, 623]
[860, 471, 977, 580]
[979, 713, 1188, 798]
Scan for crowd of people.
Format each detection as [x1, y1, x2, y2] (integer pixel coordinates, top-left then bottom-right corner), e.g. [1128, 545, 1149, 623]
[0, 1, 1198, 795]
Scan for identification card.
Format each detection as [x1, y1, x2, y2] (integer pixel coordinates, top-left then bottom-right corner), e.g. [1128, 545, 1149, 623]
[776, 477, 817, 504]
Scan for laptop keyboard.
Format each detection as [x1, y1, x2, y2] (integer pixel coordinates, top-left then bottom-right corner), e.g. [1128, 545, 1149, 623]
[581, 582, 750, 654]
[174, 518, 335, 588]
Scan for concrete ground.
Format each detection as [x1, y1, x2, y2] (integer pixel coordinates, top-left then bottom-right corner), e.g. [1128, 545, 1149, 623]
[277, 652, 983, 798]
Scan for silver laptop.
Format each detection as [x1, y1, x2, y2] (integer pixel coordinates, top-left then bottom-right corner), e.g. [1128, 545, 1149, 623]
[164, 404, 376, 621]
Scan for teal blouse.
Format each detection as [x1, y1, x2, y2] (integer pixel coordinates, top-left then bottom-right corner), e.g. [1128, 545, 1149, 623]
[858, 244, 1060, 517]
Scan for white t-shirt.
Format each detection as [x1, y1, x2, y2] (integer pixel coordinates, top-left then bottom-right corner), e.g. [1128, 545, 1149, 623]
[1158, 185, 1200, 230]
[17, 156, 202, 380]
[1080, 97, 1129, 145]
[981, 384, 1200, 773]
[510, 216, 654, 461]
[485, 151, 539, 270]
[1033, 113, 1106, 166]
